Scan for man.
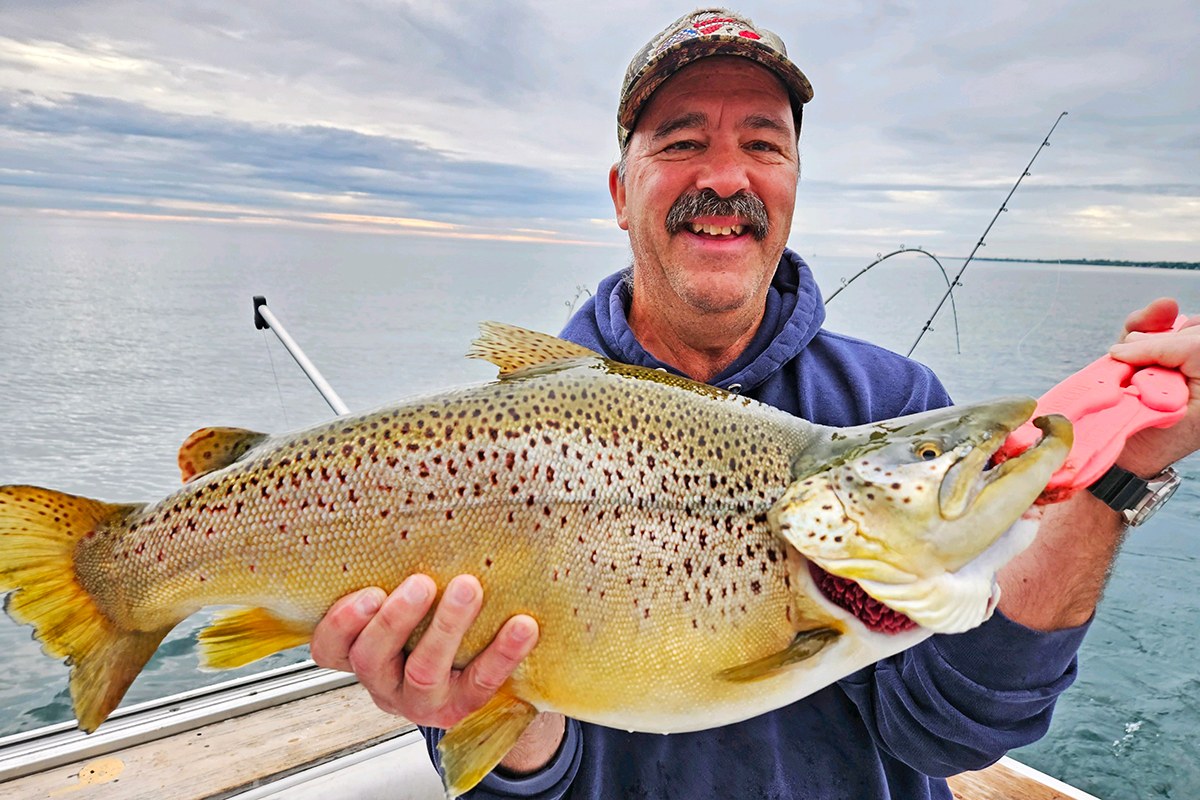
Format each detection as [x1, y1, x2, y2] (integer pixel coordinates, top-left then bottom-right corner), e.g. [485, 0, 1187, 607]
[311, 9, 1200, 798]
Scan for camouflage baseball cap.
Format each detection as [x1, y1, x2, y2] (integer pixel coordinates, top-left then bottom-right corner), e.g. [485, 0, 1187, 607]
[618, 8, 813, 148]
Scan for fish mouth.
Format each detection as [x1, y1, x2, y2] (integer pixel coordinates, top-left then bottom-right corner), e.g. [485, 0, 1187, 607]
[938, 405, 1070, 520]
[775, 399, 1073, 635]
[805, 412, 1072, 634]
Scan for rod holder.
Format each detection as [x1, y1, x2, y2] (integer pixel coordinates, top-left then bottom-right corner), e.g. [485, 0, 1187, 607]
[252, 296, 350, 416]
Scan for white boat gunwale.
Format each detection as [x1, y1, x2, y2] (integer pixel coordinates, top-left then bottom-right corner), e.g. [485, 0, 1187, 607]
[0, 660, 355, 783]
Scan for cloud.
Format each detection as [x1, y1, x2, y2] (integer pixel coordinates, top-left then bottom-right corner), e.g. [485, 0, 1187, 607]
[0, 91, 611, 223]
[0, 0, 1196, 257]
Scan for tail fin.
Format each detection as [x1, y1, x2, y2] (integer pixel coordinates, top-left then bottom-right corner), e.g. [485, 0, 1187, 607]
[0, 486, 172, 732]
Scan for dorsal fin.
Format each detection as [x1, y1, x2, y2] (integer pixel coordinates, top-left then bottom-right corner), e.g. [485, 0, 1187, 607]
[178, 427, 268, 483]
[467, 322, 600, 378]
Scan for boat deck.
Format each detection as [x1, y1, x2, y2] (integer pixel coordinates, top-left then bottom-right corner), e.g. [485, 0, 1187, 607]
[0, 680, 1098, 800]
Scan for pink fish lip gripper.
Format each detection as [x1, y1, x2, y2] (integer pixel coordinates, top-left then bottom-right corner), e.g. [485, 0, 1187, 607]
[995, 316, 1189, 504]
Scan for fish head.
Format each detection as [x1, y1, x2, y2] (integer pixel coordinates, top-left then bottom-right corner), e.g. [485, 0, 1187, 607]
[772, 398, 1072, 633]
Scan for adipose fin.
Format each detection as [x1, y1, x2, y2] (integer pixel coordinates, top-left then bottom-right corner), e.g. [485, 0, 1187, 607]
[178, 427, 268, 483]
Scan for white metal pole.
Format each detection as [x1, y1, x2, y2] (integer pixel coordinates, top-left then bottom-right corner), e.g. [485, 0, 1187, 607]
[253, 297, 350, 416]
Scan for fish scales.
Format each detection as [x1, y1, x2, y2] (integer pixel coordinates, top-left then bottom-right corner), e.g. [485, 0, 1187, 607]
[1, 323, 1073, 796]
[72, 360, 838, 727]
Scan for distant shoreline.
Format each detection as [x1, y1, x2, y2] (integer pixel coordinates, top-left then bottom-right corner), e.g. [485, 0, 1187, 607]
[974, 257, 1200, 270]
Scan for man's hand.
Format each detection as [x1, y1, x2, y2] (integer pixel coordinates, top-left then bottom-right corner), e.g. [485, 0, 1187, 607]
[998, 298, 1200, 631]
[311, 574, 564, 772]
[1109, 297, 1200, 476]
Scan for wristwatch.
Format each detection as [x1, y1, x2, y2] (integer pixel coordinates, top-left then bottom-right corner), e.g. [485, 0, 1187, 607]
[1088, 464, 1182, 526]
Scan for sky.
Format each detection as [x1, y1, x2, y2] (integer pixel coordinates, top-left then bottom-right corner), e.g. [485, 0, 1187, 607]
[0, 0, 1196, 259]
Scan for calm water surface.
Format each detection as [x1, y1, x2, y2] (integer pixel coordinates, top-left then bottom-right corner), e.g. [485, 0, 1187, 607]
[0, 215, 1197, 798]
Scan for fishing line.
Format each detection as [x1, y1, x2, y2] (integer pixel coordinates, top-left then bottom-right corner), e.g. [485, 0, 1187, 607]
[261, 331, 290, 426]
[1015, 262, 1064, 366]
[826, 247, 962, 354]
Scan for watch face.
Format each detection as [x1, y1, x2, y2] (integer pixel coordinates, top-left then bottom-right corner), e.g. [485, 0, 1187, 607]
[1128, 470, 1183, 527]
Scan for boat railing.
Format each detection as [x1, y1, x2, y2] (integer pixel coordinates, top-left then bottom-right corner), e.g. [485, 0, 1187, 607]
[0, 661, 346, 782]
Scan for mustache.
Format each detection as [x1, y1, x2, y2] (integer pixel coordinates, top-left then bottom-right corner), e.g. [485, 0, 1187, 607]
[664, 189, 770, 241]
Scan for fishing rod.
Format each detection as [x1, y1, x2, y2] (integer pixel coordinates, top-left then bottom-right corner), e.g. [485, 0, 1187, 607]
[253, 295, 349, 415]
[906, 111, 1068, 357]
[564, 284, 594, 326]
[825, 246, 962, 354]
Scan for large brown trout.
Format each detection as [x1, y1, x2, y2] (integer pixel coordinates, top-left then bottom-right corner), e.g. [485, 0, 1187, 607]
[0, 323, 1071, 796]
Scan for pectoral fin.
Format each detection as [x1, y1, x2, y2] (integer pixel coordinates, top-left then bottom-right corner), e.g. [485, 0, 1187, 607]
[197, 607, 313, 669]
[438, 690, 539, 798]
[178, 427, 268, 483]
[717, 626, 842, 683]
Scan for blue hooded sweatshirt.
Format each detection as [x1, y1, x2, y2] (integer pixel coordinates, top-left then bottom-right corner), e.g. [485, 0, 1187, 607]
[424, 249, 1088, 799]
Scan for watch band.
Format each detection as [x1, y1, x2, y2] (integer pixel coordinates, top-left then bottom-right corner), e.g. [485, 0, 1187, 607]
[1088, 464, 1181, 526]
[1088, 466, 1149, 512]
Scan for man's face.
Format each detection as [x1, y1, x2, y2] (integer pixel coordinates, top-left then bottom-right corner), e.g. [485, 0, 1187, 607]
[611, 57, 799, 315]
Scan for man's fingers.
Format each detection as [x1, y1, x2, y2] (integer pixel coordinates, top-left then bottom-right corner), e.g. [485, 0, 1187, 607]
[401, 575, 483, 716]
[452, 615, 539, 718]
[310, 587, 386, 672]
[1124, 324, 1200, 343]
[1110, 329, 1200, 376]
[1122, 297, 1179, 339]
[314, 576, 534, 730]
[348, 575, 436, 689]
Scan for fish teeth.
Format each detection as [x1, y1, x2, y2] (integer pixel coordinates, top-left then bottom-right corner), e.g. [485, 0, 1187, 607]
[687, 223, 746, 236]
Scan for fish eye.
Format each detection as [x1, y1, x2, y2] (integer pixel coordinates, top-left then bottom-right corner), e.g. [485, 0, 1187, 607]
[916, 442, 942, 461]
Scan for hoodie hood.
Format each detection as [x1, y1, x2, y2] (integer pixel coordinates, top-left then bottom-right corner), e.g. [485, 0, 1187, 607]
[569, 248, 825, 394]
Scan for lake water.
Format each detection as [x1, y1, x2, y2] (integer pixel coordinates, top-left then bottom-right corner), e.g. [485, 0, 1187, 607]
[0, 214, 1197, 798]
